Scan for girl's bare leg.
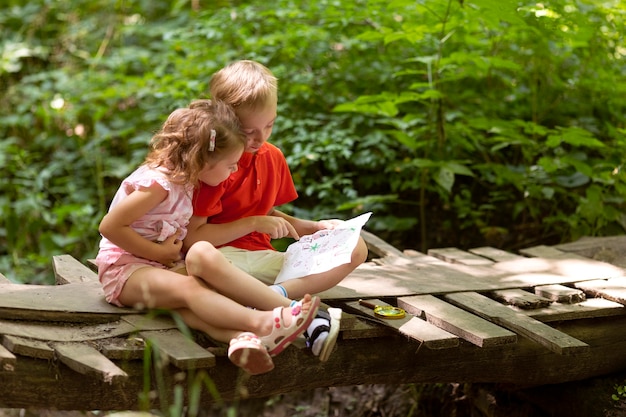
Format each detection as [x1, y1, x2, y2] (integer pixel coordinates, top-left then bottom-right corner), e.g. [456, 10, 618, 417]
[118, 267, 315, 343]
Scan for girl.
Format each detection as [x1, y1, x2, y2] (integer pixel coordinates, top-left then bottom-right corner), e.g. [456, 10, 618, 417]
[96, 99, 320, 375]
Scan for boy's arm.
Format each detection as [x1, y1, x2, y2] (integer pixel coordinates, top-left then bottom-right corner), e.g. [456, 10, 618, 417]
[184, 213, 300, 250]
[269, 209, 326, 236]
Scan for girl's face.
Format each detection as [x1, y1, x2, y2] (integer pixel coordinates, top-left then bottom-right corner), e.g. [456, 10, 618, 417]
[237, 105, 277, 154]
[198, 148, 243, 186]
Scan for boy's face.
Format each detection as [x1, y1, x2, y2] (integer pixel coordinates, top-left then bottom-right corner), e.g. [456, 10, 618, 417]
[237, 105, 277, 154]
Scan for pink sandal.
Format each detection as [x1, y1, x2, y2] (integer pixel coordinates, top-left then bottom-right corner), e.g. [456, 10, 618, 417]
[228, 332, 274, 375]
[262, 295, 321, 357]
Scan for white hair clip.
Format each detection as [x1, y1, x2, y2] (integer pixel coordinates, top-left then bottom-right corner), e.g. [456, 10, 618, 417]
[209, 129, 216, 151]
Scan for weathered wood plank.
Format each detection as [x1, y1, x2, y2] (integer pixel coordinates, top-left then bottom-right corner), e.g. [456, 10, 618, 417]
[100, 337, 146, 360]
[489, 289, 553, 309]
[121, 314, 180, 332]
[319, 247, 626, 300]
[575, 278, 626, 304]
[428, 247, 495, 266]
[0, 342, 16, 370]
[139, 329, 215, 369]
[554, 236, 626, 268]
[517, 298, 626, 322]
[360, 230, 406, 258]
[0, 318, 136, 342]
[52, 254, 99, 284]
[469, 247, 526, 262]
[444, 292, 589, 355]
[0, 272, 10, 284]
[0, 281, 132, 322]
[2, 334, 55, 359]
[344, 299, 459, 349]
[340, 317, 392, 340]
[534, 284, 586, 303]
[398, 295, 517, 348]
[53, 342, 128, 383]
[0, 314, 177, 343]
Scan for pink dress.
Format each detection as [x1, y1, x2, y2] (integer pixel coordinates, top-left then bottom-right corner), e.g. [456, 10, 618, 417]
[95, 164, 193, 306]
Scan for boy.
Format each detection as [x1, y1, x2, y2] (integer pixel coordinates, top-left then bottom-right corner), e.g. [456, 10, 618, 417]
[185, 60, 368, 361]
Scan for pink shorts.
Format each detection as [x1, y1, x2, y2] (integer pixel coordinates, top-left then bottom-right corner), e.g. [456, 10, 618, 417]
[96, 252, 185, 307]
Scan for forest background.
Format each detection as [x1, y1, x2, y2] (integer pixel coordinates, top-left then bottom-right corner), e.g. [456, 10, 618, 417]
[1, 0, 624, 285]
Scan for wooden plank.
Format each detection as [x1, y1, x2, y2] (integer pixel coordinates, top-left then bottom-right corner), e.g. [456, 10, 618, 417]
[444, 292, 589, 355]
[0, 342, 16, 370]
[534, 284, 586, 303]
[489, 289, 553, 309]
[398, 295, 517, 348]
[139, 329, 215, 369]
[0, 272, 10, 284]
[319, 249, 626, 300]
[53, 342, 128, 383]
[575, 278, 626, 304]
[360, 230, 406, 258]
[52, 254, 99, 284]
[2, 334, 55, 359]
[121, 314, 179, 332]
[469, 247, 525, 262]
[340, 317, 392, 340]
[517, 298, 626, 322]
[100, 337, 146, 360]
[344, 299, 459, 349]
[0, 281, 131, 322]
[428, 247, 495, 266]
[0, 318, 136, 342]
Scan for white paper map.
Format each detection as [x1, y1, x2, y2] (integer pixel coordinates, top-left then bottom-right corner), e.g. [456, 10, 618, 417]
[274, 212, 372, 284]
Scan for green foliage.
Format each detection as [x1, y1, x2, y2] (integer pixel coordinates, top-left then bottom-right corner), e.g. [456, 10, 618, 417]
[613, 382, 626, 402]
[1, 0, 625, 283]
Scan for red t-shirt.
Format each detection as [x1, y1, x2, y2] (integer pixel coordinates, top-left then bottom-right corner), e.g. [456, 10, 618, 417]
[192, 142, 298, 251]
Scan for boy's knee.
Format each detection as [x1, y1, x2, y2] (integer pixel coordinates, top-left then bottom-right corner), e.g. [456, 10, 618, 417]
[353, 237, 368, 264]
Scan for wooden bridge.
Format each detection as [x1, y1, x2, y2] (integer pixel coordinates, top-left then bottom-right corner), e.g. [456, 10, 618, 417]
[2, 232, 626, 410]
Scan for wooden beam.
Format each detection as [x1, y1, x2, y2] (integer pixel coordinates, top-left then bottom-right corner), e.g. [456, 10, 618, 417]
[0, 342, 16, 371]
[3, 314, 626, 410]
[515, 298, 626, 322]
[53, 342, 128, 383]
[139, 329, 215, 370]
[53, 254, 99, 284]
[444, 292, 589, 355]
[489, 289, 553, 309]
[344, 299, 459, 350]
[398, 294, 517, 348]
[428, 247, 495, 266]
[534, 284, 586, 303]
[2, 334, 55, 359]
[469, 247, 526, 262]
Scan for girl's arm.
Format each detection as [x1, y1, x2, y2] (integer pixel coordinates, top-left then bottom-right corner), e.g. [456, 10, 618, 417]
[99, 183, 182, 266]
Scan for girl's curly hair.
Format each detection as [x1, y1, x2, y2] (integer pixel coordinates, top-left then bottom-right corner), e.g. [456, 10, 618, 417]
[145, 99, 245, 186]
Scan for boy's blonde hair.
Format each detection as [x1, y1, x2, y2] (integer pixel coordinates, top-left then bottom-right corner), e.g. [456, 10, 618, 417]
[145, 99, 245, 186]
[209, 60, 278, 111]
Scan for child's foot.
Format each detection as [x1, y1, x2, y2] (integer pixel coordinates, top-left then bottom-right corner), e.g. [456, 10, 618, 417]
[228, 332, 274, 375]
[305, 307, 342, 362]
[260, 294, 320, 356]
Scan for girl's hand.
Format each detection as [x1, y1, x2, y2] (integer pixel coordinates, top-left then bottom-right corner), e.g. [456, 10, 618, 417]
[155, 230, 183, 267]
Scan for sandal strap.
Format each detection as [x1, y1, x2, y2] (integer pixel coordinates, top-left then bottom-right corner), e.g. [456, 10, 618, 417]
[304, 310, 331, 340]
